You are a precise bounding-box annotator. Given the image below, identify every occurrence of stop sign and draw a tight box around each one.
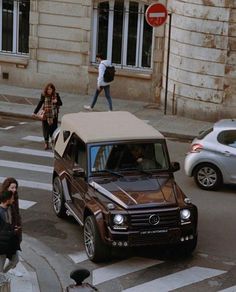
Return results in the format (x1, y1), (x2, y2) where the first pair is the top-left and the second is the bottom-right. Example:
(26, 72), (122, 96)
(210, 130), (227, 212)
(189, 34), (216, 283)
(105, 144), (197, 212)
(145, 3), (168, 27)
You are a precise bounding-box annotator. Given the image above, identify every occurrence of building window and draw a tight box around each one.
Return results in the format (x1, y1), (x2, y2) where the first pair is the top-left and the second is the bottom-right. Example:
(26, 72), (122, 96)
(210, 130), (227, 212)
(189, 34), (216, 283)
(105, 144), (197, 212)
(0, 0), (30, 54)
(92, 0), (153, 69)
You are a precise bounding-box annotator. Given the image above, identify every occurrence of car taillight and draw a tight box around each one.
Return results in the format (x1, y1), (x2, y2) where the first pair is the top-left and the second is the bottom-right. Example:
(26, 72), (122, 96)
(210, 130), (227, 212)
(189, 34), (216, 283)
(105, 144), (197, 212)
(190, 143), (203, 153)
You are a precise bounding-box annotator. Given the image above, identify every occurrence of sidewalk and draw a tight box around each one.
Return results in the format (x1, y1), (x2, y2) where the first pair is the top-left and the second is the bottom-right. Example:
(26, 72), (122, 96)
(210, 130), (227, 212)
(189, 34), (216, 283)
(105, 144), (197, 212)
(1, 234), (76, 292)
(0, 84), (214, 291)
(0, 84), (213, 140)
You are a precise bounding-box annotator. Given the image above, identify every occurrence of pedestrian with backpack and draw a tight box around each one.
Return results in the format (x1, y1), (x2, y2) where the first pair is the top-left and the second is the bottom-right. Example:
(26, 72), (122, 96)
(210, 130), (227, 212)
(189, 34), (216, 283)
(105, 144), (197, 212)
(84, 53), (114, 111)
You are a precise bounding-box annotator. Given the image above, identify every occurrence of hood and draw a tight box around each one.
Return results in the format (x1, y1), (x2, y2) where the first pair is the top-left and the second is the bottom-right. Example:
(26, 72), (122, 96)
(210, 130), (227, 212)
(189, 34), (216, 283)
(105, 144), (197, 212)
(90, 175), (178, 209)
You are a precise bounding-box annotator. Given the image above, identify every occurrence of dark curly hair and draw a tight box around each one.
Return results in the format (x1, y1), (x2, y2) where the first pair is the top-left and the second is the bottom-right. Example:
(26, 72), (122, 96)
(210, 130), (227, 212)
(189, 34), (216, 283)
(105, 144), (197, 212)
(43, 83), (56, 97)
(1, 177), (18, 193)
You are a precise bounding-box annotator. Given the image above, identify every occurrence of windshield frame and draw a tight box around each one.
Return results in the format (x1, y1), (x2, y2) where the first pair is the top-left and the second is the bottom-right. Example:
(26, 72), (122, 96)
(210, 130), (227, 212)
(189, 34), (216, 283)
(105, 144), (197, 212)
(87, 139), (171, 177)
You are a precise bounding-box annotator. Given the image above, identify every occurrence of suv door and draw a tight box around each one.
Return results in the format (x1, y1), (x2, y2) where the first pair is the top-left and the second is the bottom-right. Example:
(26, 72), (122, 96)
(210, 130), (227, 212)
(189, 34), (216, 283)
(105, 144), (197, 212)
(63, 134), (87, 221)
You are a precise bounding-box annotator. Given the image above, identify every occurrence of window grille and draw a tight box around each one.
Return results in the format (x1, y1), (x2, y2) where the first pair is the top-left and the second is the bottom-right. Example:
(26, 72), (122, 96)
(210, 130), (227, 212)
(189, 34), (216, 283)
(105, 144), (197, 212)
(0, 0), (30, 54)
(92, 0), (153, 69)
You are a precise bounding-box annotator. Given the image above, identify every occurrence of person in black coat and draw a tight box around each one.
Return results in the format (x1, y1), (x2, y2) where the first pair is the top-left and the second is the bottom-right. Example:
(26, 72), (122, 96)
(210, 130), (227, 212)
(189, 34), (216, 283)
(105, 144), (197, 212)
(32, 83), (62, 150)
(0, 191), (21, 273)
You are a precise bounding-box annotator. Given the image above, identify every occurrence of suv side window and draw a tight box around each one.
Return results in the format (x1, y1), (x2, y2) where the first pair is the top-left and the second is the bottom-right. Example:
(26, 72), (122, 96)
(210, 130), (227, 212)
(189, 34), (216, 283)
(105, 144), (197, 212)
(218, 130), (236, 148)
(63, 134), (86, 170)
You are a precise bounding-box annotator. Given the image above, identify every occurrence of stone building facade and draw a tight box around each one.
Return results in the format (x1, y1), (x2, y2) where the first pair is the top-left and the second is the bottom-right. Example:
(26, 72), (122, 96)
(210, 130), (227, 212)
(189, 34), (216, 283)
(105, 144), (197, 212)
(0, 0), (235, 121)
(162, 0), (236, 121)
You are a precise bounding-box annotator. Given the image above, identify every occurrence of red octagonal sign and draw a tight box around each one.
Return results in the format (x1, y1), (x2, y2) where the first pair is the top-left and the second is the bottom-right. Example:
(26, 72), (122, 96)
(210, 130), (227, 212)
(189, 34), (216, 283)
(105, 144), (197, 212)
(145, 3), (168, 27)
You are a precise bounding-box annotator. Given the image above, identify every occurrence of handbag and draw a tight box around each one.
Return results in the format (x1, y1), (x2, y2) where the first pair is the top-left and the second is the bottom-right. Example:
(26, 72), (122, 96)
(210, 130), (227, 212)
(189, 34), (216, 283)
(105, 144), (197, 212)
(37, 109), (46, 120)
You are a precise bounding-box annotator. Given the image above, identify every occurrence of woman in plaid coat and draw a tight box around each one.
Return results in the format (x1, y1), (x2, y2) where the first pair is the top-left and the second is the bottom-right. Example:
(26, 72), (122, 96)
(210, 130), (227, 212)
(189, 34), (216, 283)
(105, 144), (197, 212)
(33, 83), (62, 150)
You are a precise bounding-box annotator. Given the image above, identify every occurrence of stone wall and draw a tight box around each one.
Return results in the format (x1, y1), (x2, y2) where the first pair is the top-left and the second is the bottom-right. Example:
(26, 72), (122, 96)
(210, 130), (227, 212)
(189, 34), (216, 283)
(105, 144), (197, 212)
(0, 0), (162, 103)
(161, 0), (236, 121)
(0, 0), (91, 94)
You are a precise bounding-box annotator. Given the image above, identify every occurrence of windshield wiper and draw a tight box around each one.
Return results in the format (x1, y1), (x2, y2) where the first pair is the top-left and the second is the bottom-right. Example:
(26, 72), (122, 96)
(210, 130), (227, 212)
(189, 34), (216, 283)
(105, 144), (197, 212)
(101, 169), (124, 178)
(120, 167), (153, 176)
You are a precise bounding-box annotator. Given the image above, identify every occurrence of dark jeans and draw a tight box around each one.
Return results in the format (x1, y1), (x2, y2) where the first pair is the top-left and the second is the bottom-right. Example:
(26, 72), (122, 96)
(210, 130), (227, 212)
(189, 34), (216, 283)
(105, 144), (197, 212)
(91, 85), (113, 110)
(42, 118), (58, 142)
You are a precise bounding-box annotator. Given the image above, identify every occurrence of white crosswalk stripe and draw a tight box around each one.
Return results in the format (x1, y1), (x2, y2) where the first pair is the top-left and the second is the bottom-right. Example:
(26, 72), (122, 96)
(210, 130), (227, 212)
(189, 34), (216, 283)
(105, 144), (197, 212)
(0, 146), (53, 157)
(219, 287), (236, 292)
(0, 159), (53, 173)
(66, 253), (230, 291)
(92, 257), (163, 286)
(0, 177), (51, 191)
(122, 266), (226, 292)
(0, 126), (14, 130)
(22, 135), (44, 142)
(19, 199), (37, 209)
(68, 251), (88, 263)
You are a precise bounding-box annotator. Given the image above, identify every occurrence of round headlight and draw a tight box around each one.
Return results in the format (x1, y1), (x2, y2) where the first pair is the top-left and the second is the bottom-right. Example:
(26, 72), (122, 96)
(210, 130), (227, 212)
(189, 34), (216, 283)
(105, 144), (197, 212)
(113, 214), (124, 225)
(180, 209), (191, 220)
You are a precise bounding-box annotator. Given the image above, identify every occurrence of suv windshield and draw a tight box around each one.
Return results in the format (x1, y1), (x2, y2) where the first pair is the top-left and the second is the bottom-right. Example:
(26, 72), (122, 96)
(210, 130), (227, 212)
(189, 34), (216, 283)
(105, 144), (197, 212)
(90, 142), (168, 174)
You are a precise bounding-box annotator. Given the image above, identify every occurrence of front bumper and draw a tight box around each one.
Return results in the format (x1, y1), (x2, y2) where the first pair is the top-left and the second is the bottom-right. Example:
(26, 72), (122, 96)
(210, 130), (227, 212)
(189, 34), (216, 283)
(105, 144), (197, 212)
(106, 225), (197, 247)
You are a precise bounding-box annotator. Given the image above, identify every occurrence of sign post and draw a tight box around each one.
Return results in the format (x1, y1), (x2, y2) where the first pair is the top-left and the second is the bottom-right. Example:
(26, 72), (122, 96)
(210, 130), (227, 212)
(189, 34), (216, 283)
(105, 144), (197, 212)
(145, 3), (168, 27)
(145, 3), (171, 115)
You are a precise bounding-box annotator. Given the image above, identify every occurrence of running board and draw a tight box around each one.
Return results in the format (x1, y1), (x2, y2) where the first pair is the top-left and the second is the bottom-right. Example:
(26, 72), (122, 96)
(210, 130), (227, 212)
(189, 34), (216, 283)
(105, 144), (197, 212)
(65, 202), (84, 226)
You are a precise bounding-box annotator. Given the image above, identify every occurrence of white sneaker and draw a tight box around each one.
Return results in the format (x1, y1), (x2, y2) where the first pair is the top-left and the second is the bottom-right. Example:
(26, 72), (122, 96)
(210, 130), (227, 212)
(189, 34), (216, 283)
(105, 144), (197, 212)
(8, 269), (23, 277)
(83, 105), (92, 111)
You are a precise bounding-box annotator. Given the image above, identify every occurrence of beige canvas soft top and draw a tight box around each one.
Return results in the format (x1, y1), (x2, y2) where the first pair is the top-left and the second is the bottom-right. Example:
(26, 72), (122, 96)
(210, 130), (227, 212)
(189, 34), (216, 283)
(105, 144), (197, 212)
(62, 111), (163, 142)
(55, 111), (164, 156)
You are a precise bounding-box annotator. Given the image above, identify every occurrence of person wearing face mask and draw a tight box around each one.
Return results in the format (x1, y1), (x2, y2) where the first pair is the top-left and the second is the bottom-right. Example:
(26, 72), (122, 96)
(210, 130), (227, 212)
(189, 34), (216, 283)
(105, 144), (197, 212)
(1, 177), (22, 276)
(0, 191), (21, 274)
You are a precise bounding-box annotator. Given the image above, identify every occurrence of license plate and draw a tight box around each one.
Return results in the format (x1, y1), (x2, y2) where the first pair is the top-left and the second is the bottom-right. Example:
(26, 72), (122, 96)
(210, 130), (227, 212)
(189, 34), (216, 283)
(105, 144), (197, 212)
(140, 229), (168, 235)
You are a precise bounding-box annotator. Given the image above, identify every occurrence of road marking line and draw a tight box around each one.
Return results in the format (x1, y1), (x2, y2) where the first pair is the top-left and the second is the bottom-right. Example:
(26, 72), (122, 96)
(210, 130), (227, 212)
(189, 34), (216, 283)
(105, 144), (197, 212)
(123, 266), (226, 292)
(22, 136), (44, 142)
(219, 286), (236, 292)
(0, 146), (53, 157)
(68, 251), (88, 263)
(19, 199), (37, 209)
(0, 160), (53, 173)
(19, 122), (28, 125)
(0, 177), (52, 190)
(0, 126), (15, 130)
(93, 257), (163, 286)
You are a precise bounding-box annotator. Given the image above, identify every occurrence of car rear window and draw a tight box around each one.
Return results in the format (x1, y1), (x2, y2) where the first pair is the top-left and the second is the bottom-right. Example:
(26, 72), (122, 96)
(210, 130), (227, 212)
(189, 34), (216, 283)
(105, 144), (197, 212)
(197, 127), (213, 139)
(217, 130), (236, 148)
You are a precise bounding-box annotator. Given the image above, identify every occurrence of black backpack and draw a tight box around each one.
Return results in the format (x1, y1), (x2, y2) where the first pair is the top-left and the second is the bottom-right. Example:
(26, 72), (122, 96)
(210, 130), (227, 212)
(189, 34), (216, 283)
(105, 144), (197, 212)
(103, 64), (115, 82)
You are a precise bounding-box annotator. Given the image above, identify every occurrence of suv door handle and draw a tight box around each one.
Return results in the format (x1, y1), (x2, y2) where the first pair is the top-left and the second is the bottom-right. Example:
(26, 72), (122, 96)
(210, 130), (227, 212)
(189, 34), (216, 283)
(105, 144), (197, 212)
(223, 151), (231, 157)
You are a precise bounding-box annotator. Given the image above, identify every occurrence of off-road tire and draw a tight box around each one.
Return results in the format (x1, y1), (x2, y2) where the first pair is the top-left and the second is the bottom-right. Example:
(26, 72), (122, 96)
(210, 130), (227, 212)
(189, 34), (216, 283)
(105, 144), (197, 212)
(52, 176), (66, 218)
(84, 216), (111, 262)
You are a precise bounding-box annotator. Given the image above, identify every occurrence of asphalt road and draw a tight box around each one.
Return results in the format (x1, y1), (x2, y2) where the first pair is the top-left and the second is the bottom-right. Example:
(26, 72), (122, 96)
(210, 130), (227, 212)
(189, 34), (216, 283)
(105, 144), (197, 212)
(1, 116), (236, 292)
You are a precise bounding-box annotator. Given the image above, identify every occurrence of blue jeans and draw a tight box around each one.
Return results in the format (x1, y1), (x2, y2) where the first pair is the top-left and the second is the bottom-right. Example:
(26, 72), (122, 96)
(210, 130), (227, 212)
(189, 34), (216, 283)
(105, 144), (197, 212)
(91, 85), (113, 110)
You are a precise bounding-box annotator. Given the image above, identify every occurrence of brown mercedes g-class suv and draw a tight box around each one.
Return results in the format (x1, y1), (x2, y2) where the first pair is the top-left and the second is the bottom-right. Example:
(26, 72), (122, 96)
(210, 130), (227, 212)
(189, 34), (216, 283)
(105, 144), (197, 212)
(52, 111), (198, 262)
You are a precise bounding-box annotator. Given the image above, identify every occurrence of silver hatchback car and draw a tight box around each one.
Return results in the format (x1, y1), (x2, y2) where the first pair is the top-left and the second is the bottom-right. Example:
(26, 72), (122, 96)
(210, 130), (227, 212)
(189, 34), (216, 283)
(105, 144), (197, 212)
(184, 119), (236, 191)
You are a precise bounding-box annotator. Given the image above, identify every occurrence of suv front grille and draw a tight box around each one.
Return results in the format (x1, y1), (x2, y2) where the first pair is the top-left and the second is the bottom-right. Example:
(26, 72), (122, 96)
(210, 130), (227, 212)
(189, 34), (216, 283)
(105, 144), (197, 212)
(130, 209), (179, 230)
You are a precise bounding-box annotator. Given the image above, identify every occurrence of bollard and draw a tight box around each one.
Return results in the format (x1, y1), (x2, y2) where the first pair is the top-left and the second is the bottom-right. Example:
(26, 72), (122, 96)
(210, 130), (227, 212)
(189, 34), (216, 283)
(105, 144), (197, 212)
(0, 274), (10, 292)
